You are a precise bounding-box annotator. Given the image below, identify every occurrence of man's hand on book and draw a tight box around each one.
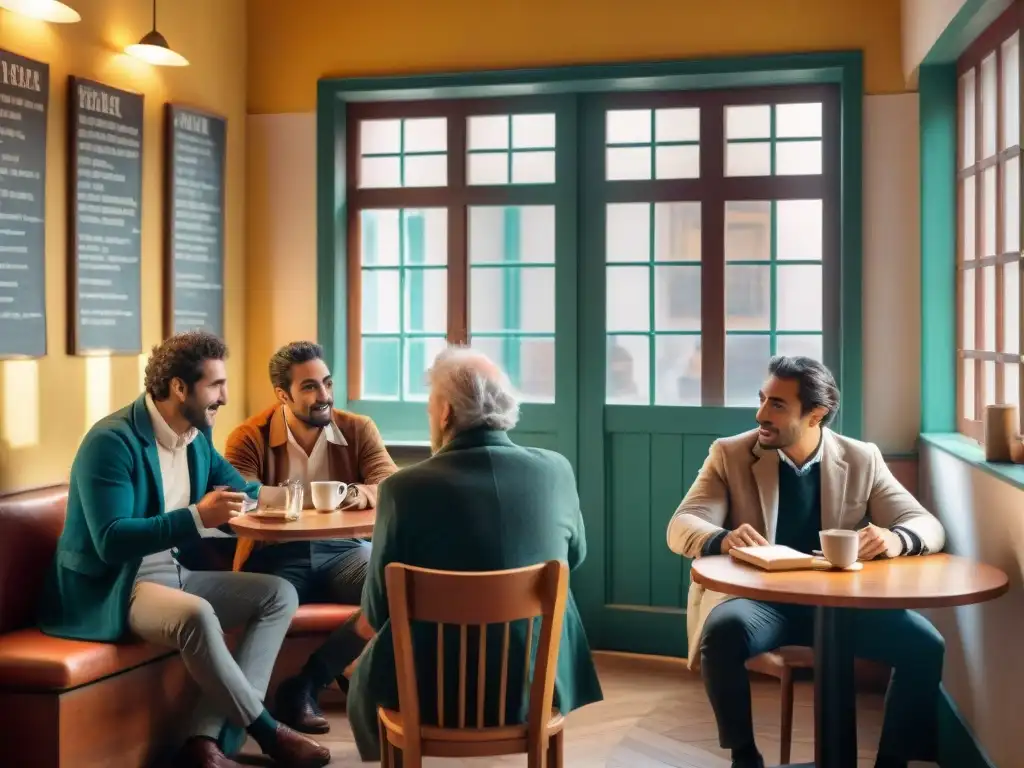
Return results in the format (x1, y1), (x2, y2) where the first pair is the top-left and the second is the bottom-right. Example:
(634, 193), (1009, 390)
(720, 523), (770, 554)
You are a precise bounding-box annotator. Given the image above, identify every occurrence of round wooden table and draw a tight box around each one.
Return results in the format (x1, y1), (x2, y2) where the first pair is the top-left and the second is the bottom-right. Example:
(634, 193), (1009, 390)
(691, 554), (1009, 768)
(228, 508), (376, 542)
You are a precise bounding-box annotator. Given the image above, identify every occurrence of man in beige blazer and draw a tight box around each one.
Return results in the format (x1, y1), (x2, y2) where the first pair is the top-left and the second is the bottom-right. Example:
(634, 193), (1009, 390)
(667, 356), (945, 768)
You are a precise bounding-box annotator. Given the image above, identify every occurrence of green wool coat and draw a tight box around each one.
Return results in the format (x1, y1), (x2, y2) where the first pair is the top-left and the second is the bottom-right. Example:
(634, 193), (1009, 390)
(349, 428), (603, 758)
(37, 394), (259, 642)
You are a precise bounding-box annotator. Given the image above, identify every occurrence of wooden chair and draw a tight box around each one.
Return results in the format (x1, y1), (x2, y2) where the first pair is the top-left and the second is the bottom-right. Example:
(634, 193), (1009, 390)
(379, 560), (569, 768)
(746, 646), (814, 764)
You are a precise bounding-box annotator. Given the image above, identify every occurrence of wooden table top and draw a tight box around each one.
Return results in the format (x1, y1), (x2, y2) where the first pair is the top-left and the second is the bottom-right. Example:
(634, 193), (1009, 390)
(691, 553), (1009, 609)
(228, 508), (376, 542)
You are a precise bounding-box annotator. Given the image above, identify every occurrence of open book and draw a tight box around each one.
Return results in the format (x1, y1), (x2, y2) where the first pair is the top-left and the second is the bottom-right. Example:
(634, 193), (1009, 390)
(729, 545), (818, 571)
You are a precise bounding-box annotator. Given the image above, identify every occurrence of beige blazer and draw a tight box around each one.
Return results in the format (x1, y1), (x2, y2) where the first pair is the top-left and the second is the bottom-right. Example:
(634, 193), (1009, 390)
(667, 428), (946, 667)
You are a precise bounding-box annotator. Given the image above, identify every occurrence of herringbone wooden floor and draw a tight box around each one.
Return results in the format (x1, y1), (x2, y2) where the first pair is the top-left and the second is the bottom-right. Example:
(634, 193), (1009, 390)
(240, 652), (931, 767)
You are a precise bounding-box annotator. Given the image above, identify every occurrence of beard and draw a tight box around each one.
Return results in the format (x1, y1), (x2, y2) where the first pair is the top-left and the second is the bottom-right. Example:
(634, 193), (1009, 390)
(294, 401), (333, 427)
(757, 422), (798, 450)
(181, 397), (220, 431)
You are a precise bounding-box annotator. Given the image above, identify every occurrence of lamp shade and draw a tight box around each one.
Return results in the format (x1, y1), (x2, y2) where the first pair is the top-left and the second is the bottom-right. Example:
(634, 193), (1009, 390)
(0, 0), (81, 23)
(125, 29), (188, 67)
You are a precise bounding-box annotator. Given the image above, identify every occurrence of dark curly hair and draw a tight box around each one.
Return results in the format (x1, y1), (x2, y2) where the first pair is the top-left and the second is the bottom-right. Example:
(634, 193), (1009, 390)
(269, 341), (324, 392)
(144, 331), (228, 400)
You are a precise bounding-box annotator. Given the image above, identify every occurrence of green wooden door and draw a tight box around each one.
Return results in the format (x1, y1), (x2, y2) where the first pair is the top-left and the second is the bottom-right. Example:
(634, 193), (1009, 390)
(573, 87), (840, 657)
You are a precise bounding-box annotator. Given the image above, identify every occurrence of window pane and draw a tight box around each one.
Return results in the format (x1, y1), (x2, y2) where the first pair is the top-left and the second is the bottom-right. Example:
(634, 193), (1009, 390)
(403, 118), (446, 153)
(404, 154), (446, 187)
(403, 209), (447, 265)
(404, 269), (447, 333)
(468, 152), (509, 185)
(981, 52), (997, 158)
(511, 150), (555, 183)
(474, 336), (555, 403)
(726, 265), (770, 330)
(1004, 362), (1020, 408)
(404, 337), (446, 400)
(1004, 158), (1020, 253)
(655, 145), (700, 179)
(654, 202), (701, 262)
(654, 266), (701, 331)
(470, 267), (554, 333)
(360, 156), (401, 188)
(1002, 33), (1020, 150)
(985, 359), (996, 408)
(725, 105), (770, 139)
(607, 109), (651, 144)
(468, 115), (509, 150)
(655, 108), (700, 142)
(775, 103), (822, 138)
(963, 360), (976, 419)
(961, 69), (976, 169)
(360, 119), (400, 155)
(777, 200), (823, 261)
(362, 337), (400, 400)
(470, 206), (555, 264)
(512, 114), (556, 149)
(725, 142), (771, 176)
(962, 268), (976, 349)
(606, 203), (650, 262)
(362, 269), (399, 333)
(725, 201), (770, 261)
(655, 335), (701, 406)
(607, 266), (650, 331)
(726, 334), (770, 406)
(962, 176), (976, 261)
(607, 147), (651, 180)
(1004, 260), (1019, 354)
(777, 265), (823, 331)
(777, 334), (823, 361)
(776, 140), (822, 175)
(361, 209), (400, 266)
(982, 165), (997, 256)
(983, 264), (996, 351)
(607, 335), (649, 404)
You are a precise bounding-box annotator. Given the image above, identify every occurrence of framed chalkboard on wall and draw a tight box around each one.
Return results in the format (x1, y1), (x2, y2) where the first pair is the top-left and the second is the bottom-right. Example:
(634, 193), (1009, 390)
(0, 49), (49, 359)
(67, 76), (144, 355)
(164, 104), (226, 338)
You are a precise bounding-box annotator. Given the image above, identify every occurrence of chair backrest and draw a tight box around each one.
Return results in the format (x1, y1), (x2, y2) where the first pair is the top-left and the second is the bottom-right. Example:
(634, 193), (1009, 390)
(384, 560), (569, 745)
(0, 485), (69, 633)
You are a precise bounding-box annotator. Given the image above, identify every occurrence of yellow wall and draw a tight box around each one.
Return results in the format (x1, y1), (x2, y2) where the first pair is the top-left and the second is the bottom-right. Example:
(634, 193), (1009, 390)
(247, 0), (906, 114)
(0, 0), (247, 493)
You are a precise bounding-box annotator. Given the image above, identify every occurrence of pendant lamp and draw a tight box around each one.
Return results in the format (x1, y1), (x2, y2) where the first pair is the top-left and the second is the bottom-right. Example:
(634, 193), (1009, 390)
(125, 0), (188, 67)
(0, 0), (81, 23)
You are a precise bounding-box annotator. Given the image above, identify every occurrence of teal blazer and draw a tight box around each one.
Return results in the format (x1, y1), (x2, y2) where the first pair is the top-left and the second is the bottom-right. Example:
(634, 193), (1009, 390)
(354, 428), (603, 728)
(37, 394), (259, 642)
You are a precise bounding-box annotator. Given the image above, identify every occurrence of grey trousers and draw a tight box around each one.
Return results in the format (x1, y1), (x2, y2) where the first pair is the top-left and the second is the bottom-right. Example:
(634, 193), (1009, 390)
(128, 565), (299, 741)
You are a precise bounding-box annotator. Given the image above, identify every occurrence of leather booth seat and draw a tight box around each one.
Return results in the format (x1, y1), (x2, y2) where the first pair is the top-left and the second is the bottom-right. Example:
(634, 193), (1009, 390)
(0, 484), (358, 766)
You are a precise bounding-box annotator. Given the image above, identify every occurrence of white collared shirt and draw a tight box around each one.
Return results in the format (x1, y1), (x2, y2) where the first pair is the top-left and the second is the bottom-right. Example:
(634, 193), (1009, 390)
(778, 435), (824, 476)
(284, 419), (346, 508)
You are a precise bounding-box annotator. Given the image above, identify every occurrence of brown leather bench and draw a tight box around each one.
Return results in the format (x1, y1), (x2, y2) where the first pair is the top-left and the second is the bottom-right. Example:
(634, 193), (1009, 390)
(0, 485), (357, 767)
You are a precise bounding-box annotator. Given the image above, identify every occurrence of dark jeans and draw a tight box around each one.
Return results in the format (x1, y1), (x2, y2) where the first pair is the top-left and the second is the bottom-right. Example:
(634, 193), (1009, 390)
(244, 539), (371, 683)
(699, 598), (944, 762)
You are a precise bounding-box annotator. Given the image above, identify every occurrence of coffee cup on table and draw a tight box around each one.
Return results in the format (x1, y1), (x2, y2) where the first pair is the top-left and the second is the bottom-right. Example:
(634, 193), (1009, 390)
(819, 529), (859, 569)
(310, 481), (349, 511)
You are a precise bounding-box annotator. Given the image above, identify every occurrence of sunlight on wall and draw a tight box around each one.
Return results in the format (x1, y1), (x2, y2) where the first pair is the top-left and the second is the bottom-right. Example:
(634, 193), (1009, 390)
(138, 353), (148, 392)
(84, 356), (112, 434)
(1, 360), (41, 449)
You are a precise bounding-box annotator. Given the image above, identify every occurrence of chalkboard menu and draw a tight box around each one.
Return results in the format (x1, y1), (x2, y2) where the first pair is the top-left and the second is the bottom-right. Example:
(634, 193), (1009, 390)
(0, 49), (48, 359)
(68, 76), (143, 355)
(165, 104), (226, 337)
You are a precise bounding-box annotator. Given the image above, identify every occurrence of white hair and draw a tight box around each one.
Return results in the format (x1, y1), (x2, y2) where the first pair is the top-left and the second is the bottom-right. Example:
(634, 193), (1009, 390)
(428, 346), (520, 433)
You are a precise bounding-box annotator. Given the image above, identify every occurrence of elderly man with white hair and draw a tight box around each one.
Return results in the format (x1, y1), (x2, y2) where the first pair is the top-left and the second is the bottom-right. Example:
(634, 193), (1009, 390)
(344, 346), (604, 761)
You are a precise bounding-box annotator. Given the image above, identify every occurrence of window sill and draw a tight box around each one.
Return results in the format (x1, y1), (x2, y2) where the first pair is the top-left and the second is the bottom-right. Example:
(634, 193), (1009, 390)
(920, 433), (1024, 492)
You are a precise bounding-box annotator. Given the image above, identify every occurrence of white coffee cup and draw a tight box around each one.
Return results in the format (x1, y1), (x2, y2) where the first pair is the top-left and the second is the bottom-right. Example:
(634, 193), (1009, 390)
(819, 529), (859, 568)
(310, 481), (349, 511)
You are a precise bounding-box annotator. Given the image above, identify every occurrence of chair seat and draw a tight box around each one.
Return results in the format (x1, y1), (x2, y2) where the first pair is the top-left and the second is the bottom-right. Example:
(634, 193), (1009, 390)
(0, 628), (175, 691)
(289, 603), (359, 634)
(746, 645), (815, 676)
(378, 706), (565, 756)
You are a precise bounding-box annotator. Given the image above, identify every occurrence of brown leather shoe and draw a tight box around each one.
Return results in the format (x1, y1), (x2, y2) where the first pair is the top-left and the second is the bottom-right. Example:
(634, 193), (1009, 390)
(274, 675), (330, 734)
(262, 724), (331, 768)
(172, 736), (245, 768)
